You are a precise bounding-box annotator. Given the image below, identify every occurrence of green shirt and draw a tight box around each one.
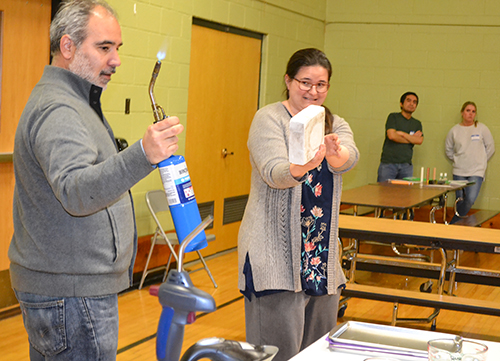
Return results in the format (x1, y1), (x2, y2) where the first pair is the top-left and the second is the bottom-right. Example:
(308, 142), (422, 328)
(380, 112), (423, 164)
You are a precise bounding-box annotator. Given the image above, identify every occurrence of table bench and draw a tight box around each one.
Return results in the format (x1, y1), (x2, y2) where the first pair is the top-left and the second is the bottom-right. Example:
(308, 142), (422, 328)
(338, 215), (500, 328)
(339, 206), (375, 216)
(342, 283), (500, 330)
(453, 209), (500, 227)
(342, 256), (500, 287)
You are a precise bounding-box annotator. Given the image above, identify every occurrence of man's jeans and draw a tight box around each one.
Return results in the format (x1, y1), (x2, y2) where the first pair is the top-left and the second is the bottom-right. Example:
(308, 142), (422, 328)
(15, 290), (119, 361)
(377, 162), (414, 219)
(377, 162), (413, 183)
(450, 175), (484, 224)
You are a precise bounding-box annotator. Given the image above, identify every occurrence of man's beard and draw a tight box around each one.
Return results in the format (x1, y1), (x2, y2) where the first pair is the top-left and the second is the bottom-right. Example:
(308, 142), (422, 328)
(69, 49), (114, 89)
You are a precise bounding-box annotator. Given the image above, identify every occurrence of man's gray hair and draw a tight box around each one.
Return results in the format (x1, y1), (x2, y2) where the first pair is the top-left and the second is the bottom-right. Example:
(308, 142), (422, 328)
(50, 0), (118, 56)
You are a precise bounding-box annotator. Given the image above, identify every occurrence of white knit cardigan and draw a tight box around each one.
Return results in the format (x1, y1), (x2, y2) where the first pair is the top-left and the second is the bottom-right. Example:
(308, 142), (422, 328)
(238, 102), (359, 295)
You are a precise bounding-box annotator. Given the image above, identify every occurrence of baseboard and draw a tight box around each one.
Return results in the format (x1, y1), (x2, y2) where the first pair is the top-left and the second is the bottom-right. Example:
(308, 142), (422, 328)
(0, 269), (17, 309)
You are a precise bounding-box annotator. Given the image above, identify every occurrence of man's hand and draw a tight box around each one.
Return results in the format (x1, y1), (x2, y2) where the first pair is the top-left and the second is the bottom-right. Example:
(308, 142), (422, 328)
(412, 130), (423, 140)
(396, 129), (423, 145)
(142, 117), (184, 164)
(388, 129), (423, 145)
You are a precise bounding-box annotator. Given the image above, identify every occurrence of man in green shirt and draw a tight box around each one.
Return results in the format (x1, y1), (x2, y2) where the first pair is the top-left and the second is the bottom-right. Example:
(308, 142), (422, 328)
(377, 91), (423, 182)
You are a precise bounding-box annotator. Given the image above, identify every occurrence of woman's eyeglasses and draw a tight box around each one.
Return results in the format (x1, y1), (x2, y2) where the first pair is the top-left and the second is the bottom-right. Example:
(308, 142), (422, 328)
(293, 78), (330, 93)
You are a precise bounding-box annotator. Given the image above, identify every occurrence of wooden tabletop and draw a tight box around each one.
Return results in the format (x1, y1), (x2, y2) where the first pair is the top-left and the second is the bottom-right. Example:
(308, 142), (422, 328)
(341, 183), (464, 210)
(338, 214), (500, 253)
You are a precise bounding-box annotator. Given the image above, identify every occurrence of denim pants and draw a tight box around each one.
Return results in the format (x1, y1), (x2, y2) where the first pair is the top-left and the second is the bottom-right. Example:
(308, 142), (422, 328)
(15, 290), (119, 361)
(450, 175), (484, 224)
(377, 163), (413, 182)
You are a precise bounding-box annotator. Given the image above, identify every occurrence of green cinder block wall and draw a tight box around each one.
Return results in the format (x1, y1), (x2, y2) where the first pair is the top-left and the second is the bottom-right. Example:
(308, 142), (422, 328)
(325, 0), (500, 211)
(101, 0), (500, 237)
(102, 0), (327, 237)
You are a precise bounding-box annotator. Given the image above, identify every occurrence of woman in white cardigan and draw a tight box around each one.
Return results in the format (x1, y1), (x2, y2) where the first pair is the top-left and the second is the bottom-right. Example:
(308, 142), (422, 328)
(238, 48), (359, 361)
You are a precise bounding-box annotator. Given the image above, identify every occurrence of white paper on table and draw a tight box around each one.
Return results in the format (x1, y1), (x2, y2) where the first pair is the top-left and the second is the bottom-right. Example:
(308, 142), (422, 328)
(289, 105), (325, 165)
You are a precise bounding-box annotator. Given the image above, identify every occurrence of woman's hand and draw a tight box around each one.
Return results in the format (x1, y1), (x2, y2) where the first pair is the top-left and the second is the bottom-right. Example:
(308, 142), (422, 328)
(290, 144), (326, 179)
(325, 133), (350, 168)
(325, 133), (342, 157)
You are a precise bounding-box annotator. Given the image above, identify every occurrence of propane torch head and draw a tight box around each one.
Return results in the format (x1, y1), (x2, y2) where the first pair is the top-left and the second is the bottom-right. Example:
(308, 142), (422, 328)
(152, 60), (162, 78)
(149, 60), (166, 123)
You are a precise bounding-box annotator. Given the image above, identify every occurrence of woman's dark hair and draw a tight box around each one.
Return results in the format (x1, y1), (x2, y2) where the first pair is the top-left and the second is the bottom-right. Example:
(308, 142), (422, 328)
(284, 48), (334, 133)
(324, 106), (334, 134)
(284, 48), (332, 99)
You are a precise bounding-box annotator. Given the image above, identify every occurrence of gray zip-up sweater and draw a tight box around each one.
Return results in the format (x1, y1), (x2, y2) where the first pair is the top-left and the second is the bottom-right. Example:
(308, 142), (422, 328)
(9, 66), (154, 297)
(238, 102), (359, 295)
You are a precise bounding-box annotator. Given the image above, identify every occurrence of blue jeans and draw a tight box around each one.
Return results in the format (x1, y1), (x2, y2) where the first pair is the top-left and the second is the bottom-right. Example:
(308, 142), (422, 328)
(377, 163), (413, 182)
(15, 290), (119, 361)
(377, 163), (414, 219)
(450, 175), (484, 224)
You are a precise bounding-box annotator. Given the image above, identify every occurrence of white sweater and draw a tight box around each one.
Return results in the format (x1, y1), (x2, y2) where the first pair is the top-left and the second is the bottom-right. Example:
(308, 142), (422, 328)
(445, 122), (495, 178)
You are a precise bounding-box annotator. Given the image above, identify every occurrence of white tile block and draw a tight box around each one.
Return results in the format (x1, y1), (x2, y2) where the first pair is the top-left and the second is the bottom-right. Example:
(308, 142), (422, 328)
(289, 105), (325, 165)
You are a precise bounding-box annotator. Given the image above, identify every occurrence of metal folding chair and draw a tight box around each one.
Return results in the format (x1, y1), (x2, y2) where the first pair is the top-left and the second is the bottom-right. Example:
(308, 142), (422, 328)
(138, 190), (217, 289)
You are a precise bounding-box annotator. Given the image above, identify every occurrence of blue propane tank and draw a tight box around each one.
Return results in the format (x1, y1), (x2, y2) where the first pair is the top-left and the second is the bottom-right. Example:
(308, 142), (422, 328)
(158, 155), (207, 252)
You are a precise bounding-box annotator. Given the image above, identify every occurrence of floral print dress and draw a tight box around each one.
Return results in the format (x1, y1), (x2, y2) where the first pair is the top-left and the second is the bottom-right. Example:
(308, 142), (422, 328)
(300, 158), (333, 296)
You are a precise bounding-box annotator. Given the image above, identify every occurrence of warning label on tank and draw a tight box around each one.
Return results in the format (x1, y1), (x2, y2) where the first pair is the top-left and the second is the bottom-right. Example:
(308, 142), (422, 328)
(159, 162), (195, 205)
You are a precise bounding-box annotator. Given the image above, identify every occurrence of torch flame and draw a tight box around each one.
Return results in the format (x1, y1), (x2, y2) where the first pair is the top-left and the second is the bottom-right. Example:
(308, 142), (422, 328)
(157, 51), (166, 61)
(157, 38), (168, 61)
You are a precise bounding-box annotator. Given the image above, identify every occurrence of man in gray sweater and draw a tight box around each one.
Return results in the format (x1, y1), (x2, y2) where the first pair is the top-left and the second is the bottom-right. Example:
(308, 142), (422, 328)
(9, 1), (183, 359)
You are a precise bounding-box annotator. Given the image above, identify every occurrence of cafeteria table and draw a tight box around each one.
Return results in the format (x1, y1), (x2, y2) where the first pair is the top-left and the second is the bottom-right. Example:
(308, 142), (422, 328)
(339, 182), (480, 328)
(341, 181), (470, 223)
(339, 182), (471, 287)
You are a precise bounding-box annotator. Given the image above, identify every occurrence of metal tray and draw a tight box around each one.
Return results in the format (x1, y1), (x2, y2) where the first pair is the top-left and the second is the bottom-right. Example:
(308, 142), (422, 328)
(328, 321), (456, 360)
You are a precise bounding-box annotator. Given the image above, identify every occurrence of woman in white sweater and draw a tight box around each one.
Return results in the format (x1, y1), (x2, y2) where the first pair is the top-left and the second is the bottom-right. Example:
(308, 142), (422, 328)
(238, 48), (359, 361)
(445, 101), (495, 224)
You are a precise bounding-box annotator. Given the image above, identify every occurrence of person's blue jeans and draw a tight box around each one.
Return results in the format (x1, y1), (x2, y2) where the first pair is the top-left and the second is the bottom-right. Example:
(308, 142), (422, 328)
(14, 290), (119, 361)
(377, 163), (414, 219)
(377, 163), (413, 182)
(450, 175), (484, 224)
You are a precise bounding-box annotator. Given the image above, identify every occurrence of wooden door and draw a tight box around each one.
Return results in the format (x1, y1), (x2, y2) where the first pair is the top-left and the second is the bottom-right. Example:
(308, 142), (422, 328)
(0, 0), (51, 309)
(185, 23), (261, 256)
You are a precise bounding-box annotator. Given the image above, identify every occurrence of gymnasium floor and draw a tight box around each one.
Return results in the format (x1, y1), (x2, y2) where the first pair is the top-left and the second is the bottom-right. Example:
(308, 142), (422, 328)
(1, 228), (499, 360)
